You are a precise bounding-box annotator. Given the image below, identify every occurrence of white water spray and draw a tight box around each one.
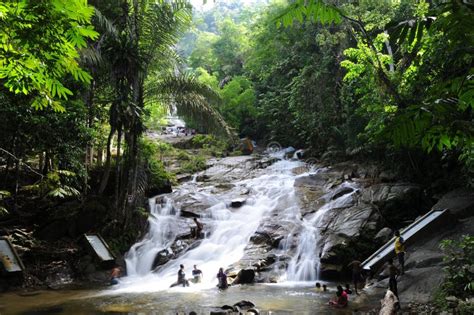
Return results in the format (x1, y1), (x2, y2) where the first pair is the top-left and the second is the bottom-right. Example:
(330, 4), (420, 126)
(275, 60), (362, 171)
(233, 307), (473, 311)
(118, 159), (305, 293)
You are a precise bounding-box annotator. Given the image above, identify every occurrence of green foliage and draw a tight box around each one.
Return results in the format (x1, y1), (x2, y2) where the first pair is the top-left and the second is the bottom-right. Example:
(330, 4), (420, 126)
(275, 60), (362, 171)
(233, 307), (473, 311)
(140, 139), (175, 188)
(23, 170), (81, 199)
(276, 0), (342, 27)
(435, 235), (474, 314)
(191, 134), (228, 156)
(0, 0), (98, 111)
(439, 236), (474, 299)
(181, 154), (207, 173)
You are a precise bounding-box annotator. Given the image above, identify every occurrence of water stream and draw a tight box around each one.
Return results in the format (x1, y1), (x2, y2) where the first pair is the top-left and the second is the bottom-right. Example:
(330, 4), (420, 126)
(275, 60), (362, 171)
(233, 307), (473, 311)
(120, 158), (306, 292)
(0, 153), (376, 314)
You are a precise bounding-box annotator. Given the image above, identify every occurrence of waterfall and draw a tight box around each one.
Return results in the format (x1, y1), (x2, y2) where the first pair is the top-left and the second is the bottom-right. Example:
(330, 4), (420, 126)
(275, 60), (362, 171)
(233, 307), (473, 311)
(125, 196), (180, 276)
(285, 181), (359, 281)
(118, 159), (305, 292)
(117, 153), (359, 293)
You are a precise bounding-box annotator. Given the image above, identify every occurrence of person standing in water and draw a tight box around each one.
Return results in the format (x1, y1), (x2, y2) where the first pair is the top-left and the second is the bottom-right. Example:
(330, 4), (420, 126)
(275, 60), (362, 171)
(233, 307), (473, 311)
(394, 230), (405, 274)
(216, 267), (228, 289)
(192, 265), (203, 283)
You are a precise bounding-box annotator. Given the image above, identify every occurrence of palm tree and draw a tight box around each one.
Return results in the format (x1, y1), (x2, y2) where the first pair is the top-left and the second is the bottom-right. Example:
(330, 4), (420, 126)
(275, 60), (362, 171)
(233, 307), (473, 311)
(86, 0), (235, 226)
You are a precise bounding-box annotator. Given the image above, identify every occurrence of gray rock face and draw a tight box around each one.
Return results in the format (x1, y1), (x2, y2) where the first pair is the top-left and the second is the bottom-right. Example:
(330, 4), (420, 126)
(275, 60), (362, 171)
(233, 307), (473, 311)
(361, 183), (422, 224)
(375, 227), (393, 243)
(432, 188), (474, 218)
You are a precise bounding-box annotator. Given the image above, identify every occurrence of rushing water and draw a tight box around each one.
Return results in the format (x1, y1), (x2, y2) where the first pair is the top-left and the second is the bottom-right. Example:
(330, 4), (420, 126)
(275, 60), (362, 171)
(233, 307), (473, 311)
(0, 153), (378, 314)
(121, 158), (306, 292)
(286, 182), (359, 281)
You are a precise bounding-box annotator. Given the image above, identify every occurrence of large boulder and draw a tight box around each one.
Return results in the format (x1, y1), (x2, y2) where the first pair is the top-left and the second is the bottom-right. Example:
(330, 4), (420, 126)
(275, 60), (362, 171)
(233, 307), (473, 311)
(361, 183), (422, 224)
(431, 188), (474, 219)
(232, 269), (255, 284)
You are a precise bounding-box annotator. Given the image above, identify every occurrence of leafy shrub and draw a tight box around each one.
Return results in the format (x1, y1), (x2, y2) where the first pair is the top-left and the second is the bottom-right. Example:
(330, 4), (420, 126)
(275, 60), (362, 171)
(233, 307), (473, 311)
(140, 139), (175, 188)
(181, 155), (207, 173)
(435, 235), (474, 313)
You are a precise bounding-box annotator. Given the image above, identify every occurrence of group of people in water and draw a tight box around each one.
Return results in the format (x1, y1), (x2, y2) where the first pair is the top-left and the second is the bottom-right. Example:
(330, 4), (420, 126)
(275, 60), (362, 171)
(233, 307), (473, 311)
(169, 264), (228, 289)
(108, 228), (407, 310)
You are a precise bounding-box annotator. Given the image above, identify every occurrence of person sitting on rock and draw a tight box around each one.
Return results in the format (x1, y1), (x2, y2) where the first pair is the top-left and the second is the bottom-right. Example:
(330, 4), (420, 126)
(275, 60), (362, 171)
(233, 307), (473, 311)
(217, 267), (228, 289)
(110, 265), (122, 285)
(329, 285), (348, 308)
(193, 218), (203, 239)
(171, 264), (189, 287)
(192, 264), (203, 283)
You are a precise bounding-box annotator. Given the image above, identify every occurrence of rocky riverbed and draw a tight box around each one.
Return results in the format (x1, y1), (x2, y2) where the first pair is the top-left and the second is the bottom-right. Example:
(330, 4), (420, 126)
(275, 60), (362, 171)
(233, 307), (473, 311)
(1, 143), (473, 313)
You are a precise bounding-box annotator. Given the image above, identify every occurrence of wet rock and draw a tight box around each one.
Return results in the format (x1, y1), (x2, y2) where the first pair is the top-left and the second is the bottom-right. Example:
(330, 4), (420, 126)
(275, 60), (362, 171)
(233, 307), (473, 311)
(375, 227), (393, 243)
(180, 209), (199, 218)
(319, 263), (343, 279)
(432, 188), (474, 218)
(232, 269), (255, 284)
(294, 149), (306, 159)
(283, 147), (296, 159)
(324, 204), (375, 238)
(249, 232), (272, 246)
(331, 186), (354, 200)
(230, 198), (246, 208)
(257, 157), (278, 169)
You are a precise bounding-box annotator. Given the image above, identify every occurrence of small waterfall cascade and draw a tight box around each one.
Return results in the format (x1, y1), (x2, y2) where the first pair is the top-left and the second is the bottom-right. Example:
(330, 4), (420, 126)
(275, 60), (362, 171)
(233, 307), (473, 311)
(118, 159), (305, 292)
(125, 197), (180, 276)
(285, 181), (359, 281)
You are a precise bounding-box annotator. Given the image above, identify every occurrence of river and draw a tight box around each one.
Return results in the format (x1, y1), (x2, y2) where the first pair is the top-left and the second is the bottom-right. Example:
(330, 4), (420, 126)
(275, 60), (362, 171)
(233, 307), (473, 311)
(0, 153), (377, 314)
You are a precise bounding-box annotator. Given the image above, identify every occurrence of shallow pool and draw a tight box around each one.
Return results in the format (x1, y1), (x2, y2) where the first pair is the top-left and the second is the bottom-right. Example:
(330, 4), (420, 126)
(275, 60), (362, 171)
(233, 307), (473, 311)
(0, 282), (376, 314)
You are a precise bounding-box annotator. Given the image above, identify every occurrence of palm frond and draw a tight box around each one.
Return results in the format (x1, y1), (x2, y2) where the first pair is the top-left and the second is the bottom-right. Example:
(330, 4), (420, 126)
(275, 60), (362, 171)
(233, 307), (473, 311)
(275, 0), (342, 27)
(148, 73), (237, 142)
(93, 7), (118, 39)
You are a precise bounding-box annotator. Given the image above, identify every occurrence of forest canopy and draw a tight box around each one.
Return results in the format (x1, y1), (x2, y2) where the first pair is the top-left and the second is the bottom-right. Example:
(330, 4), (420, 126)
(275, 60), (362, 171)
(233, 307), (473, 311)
(0, 0), (473, 227)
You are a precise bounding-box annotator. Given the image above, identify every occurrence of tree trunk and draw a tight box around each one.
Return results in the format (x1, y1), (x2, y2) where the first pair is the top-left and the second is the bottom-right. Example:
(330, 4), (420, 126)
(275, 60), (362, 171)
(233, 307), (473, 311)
(98, 127), (116, 195)
(114, 126), (122, 210)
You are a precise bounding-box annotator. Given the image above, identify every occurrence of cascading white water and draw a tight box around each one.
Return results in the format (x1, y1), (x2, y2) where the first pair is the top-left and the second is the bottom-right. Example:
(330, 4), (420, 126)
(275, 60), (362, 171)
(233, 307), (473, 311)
(116, 159), (305, 293)
(125, 197), (180, 276)
(285, 181), (359, 281)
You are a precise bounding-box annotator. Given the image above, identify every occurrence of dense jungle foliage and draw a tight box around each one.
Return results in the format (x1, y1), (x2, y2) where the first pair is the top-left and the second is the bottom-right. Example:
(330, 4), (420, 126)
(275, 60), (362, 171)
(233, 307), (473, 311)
(182, 0), (473, 185)
(0, 0), (473, 246)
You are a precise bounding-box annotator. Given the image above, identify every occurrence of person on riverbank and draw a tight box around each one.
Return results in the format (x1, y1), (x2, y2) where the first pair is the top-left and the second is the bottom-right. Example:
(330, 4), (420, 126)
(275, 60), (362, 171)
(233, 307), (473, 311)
(171, 264), (189, 287)
(394, 230), (405, 274)
(387, 259), (400, 300)
(329, 285), (348, 308)
(217, 267), (228, 289)
(347, 260), (362, 294)
(110, 266), (122, 285)
(192, 265), (203, 283)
